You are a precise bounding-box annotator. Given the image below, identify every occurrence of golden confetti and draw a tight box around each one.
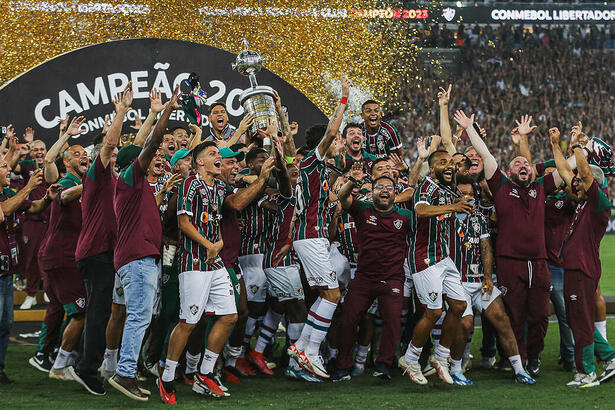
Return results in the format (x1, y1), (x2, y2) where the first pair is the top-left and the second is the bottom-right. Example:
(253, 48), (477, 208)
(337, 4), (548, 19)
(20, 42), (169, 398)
(0, 0), (424, 117)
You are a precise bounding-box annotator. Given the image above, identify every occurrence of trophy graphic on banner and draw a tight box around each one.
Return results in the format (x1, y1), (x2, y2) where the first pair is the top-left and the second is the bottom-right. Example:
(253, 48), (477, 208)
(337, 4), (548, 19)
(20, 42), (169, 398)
(232, 40), (278, 138)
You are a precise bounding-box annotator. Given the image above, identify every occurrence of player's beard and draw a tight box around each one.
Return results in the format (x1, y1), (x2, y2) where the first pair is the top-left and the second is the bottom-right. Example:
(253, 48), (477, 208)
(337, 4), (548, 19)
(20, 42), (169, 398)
(456, 173), (476, 185)
(509, 173), (531, 188)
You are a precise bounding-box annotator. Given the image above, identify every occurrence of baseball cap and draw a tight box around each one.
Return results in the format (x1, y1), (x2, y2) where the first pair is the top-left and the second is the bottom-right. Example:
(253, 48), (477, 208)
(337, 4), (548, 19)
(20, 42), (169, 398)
(170, 148), (193, 167)
(116, 144), (143, 170)
(219, 147), (245, 162)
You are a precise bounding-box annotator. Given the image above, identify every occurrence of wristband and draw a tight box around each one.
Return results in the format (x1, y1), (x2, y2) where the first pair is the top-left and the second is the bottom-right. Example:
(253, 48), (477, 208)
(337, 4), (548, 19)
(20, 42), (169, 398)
(340, 96), (348, 105)
(286, 237), (293, 246)
(571, 144), (582, 150)
(348, 176), (361, 185)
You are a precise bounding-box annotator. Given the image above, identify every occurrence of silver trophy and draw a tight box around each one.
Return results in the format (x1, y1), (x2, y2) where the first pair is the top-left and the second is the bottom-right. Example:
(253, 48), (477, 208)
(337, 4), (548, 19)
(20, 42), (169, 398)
(232, 40), (277, 134)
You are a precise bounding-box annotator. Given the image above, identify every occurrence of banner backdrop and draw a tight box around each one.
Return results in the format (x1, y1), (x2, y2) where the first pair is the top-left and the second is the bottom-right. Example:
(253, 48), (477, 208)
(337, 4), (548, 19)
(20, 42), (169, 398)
(0, 38), (326, 147)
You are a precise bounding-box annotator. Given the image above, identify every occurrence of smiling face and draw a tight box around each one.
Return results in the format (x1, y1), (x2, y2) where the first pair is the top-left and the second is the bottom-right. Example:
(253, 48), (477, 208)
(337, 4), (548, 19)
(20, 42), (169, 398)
(63, 145), (89, 177)
(162, 134), (176, 157)
(173, 128), (190, 150)
(361, 103), (381, 131)
(507, 156), (532, 187)
(209, 105), (229, 132)
(345, 126), (363, 155)
(372, 177), (395, 210)
(196, 145), (222, 176)
(30, 141), (47, 166)
(220, 157), (240, 185)
(0, 158), (11, 187)
(465, 148), (483, 176)
(430, 151), (455, 186)
(371, 160), (392, 180)
(149, 149), (166, 177)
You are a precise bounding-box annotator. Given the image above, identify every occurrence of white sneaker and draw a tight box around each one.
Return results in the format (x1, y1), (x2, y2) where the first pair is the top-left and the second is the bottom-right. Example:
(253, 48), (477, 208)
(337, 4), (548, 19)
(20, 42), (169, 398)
(99, 361), (115, 380)
(398, 356), (427, 385)
(431, 356), (453, 385)
(567, 372), (599, 388)
(481, 356), (496, 369)
(49, 366), (76, 381)
(297, 352), (329, 379)
(599, 359), (615, 383)
(20, 295), (37, 310)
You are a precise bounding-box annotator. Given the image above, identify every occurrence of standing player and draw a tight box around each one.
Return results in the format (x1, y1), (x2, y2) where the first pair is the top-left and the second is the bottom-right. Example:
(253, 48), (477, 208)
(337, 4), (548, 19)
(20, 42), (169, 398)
(332, 174), (412, 381)
(455, 111), (567, 377)
(360, 100), (402, 158)
(287, 75), (351, 379)
(550, 128), (615, 387)
(399, 149), (472, 386)
(157, 141), (275, 404)
(69, 83), (131, 395)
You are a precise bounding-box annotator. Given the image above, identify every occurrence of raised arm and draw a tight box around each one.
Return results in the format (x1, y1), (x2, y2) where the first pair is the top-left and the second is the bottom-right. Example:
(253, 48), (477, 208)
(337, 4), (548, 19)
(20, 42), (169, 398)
(134, 88), (168, 147)
(573, 136), (594, 191)
(318, 75), (351, 159)
(514, 115), (537, 176)
(395, 137), (429, 203)
(0, 169), (42, 214)
(453, 110), (498, 179)
(338, 161), (363, 210)
(44, 116), (86, 183)
(549, 127), (570, 188)
(27, 183), (60, 214)
(223, 157), (275, 211)
(273, 137), (292, 198)
(438, 85), (456, 155)
(138, 85), (179, 170)
(217, 113), (253, 149)
(273, 90), (297, 158)
(101, 83), (132, 167)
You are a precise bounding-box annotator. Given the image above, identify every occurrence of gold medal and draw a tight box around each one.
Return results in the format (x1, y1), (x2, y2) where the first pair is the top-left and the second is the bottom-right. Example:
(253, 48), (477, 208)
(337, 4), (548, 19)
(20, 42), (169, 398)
(465, 242), (472, 250)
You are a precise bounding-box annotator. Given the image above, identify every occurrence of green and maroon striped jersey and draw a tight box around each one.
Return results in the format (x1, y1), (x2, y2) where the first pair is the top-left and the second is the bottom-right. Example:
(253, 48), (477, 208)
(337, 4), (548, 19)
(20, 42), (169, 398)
(262, 194), (297, 269)
(177, 174), (233, 272)
(338, 212), (359, 267)
(294, 148), (330, 240)
(237, 182), (271, 255)
(408, 176), (457, 274)
(452, 211), (490, 283)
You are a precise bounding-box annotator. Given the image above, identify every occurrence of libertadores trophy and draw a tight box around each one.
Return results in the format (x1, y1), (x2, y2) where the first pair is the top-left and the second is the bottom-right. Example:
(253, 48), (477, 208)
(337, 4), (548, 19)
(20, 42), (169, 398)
(232, 40), (277, 135)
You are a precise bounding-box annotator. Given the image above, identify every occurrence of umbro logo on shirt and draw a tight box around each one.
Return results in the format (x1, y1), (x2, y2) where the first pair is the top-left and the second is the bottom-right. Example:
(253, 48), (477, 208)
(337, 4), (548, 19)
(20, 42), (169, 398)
(570, 294), (577, 301)
(367, 215), (378, 226)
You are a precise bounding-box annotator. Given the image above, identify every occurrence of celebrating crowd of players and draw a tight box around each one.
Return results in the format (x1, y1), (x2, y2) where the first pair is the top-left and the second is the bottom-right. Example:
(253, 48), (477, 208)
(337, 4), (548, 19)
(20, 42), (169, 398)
(0, 73), (614, 403)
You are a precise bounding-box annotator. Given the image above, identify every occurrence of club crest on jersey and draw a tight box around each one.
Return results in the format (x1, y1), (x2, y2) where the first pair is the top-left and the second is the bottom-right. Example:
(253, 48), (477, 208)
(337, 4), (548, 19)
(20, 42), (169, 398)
(393, 219), (403, 230)
(428, 291), (438, 302)
(555, 200), (564, 209)
(498, 285), (507, 296)
(330, 271), (337, 281)
(75, 298), (86, 309)
(189, 305), (199, 315)
(529, 189), (537, 198)
(249, 285), (259, 294)
(442, 7), (456, 21)
(116, 287), (124, 297)
(472, 220), (480, 232)
(377, 136), (385, 152)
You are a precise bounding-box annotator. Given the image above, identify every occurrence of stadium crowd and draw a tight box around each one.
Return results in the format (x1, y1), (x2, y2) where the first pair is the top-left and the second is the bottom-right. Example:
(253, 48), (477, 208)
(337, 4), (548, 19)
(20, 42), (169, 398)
(0, 25), (613, 406)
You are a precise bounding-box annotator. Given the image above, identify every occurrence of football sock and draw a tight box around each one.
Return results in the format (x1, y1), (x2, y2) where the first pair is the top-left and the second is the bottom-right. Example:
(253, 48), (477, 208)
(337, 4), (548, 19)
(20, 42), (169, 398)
(434, 343), (450, 362)
(185, 352), (201, 374)
(255, 310), (282, 354)
(450, 358), (462, 373)
(306, 298), (337, 356)
(161, 359), (178, 383)
(508, 355), (524, 374)
(431, 312), (446, 349)
(52, 348), (71, 369)
(295, 297), (322, 352)
(104, 348), (118, 371)
(243, 316), (258, 351)
(224, 345), (242, 367)
(595, 321), (607, 341)
(404, 343), (423, 364)
(199, 349), (219, 375)
(356, 345), (369, 364)
(287, 322), (304, 344)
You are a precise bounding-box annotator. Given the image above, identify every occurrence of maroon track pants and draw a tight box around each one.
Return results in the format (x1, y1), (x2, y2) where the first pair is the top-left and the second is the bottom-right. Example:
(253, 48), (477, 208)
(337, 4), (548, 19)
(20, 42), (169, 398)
(496, 257), (550, 362)
(337, 275), (403, 369)
(22, 220), (47, 297)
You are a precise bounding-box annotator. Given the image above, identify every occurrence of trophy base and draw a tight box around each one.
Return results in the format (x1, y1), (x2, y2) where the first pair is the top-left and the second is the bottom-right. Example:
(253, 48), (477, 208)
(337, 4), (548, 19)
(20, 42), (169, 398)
(240, 86), (277, 133)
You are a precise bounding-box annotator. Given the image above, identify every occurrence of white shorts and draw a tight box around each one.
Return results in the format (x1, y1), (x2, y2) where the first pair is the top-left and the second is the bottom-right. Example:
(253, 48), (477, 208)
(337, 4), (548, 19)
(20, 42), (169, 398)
(238, 254), (268, 303)
(412, 257), (466, 310)
(403, 258), (413, 298)
(329, 242), (351, 290)
(112, 273), (125, 305)
(461, 281), (502, 317)
(293, 238), (338, 290)
(179, 268), (237, 324)
(264, 264), (304, 302)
